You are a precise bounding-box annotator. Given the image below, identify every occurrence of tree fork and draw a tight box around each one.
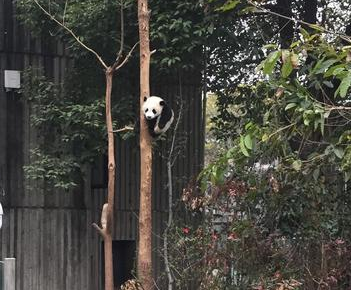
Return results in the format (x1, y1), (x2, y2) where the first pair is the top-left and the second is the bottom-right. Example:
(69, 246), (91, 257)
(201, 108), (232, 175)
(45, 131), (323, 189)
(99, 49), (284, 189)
(137, 0), (153, 289)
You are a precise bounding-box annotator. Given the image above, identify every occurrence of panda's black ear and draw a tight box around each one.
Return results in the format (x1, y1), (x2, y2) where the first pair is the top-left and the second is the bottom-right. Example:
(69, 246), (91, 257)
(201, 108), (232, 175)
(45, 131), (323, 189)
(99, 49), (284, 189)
(160, 100), (165, 106)
(144, 96), (147, 102)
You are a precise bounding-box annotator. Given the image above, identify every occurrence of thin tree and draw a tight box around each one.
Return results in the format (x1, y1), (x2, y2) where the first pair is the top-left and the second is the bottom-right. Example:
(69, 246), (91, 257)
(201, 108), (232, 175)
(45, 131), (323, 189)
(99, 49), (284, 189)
(164, 100), (183, 290)
(31, 1), (137, 290)
(137, 0), (153, 289)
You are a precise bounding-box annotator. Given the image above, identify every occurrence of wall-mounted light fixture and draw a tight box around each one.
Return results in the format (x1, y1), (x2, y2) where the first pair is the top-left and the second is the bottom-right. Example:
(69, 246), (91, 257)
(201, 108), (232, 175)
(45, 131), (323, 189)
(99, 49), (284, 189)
(4, 70), (21, 92)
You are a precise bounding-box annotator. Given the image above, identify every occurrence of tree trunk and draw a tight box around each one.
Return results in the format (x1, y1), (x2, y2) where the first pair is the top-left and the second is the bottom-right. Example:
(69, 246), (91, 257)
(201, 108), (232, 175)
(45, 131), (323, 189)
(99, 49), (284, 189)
(103, 68), (116, 290)
(137, 0), (153, 289)
(93, 68), (116, 290)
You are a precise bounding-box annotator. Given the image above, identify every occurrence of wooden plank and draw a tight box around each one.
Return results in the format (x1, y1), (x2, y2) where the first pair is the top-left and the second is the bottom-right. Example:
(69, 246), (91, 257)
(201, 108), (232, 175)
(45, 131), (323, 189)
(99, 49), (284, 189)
(4, 258), (16, 290)
(38, 209), (44, 290)
(0, 53), (7, 206)
(121, 140), (127, 210)
(16, 209), (24, 290)
(23, 209), (31, 289)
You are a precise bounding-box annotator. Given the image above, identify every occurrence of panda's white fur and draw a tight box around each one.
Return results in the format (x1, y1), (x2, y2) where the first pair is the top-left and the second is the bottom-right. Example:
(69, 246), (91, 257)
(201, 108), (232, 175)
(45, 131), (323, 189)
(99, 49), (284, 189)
(142, 96), (174, 137)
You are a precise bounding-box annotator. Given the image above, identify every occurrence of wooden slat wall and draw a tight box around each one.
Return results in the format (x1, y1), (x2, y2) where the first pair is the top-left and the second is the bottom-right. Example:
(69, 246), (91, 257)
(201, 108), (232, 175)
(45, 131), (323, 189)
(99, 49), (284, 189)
(0, 0), (205, 289)
(0, 208), (96, 290)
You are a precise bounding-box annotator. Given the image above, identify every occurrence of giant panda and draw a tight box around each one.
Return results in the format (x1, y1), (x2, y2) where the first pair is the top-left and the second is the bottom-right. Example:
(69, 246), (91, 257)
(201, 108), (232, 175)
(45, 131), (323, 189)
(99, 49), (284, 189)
(142, 96), (174, 138)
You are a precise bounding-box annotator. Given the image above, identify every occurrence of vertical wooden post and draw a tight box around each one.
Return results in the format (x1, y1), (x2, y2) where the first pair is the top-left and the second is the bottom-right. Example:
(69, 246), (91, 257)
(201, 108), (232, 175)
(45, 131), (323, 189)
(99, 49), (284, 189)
(137, 0), (153, 289)
(4, 258), (15, 290)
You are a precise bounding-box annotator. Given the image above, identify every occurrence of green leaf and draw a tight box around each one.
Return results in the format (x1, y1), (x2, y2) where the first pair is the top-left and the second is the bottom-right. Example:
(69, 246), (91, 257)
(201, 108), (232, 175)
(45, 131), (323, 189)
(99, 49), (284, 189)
(313, 59), (338, 74)
(313, 168), (320, 181)
(324, 64), (345, 77)
(336, 71), (351, 98)
(292, 160), (302, 171)
(300, 28), (310, 39)
(281, 57), (293, 78)
(285, 103), (297, 111)
(263, 50), (281, 75)
(263, 111), (270, 124)
(240, 136), (250, 157)
(322, 81), (334, 88)
(218, 0), (240, 11)
(244, 134), (253, 150)
(320, 114), (325, 136)
(308, 23), (324, 32)
(334, 147), (344, 159)
(263, 43), (278, 49)
(262, 133), (269, 142)
(345, 172), (351, 183)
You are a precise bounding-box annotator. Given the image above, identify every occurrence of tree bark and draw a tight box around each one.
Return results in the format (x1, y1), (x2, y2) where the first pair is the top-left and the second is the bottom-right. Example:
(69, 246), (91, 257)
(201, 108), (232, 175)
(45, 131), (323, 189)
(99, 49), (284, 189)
(137, 0), (153, 289)
(93, 68), (116, 290)
(104, 68), (115, 290)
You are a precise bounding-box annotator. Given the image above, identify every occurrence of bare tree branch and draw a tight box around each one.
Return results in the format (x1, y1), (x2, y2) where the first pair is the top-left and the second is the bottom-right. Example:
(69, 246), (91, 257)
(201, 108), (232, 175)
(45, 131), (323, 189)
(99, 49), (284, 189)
(115, 0), (125, 64)
(112, 125), (134, 133)
(62, 0), (68, 26)
(33, 0), (108, 69)
(114, 41), (139, 71)
(164, 100), (183, 290)
(248, 0), (351, 44)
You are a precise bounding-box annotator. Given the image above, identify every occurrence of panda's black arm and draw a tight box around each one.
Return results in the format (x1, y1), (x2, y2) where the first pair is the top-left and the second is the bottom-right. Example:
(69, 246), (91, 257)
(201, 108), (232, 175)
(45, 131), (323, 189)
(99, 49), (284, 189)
(158, 104), (173, 129)
(134, 116), (157, 136)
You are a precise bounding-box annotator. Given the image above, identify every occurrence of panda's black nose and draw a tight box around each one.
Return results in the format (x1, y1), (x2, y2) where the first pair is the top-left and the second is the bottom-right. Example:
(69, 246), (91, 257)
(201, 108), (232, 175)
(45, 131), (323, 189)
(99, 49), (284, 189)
(146, 116), (152, 120)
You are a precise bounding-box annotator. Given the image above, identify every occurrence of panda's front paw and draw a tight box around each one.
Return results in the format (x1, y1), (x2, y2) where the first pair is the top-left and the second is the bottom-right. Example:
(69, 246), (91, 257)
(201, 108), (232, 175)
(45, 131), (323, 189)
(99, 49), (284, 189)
(154, 126), (162, 134)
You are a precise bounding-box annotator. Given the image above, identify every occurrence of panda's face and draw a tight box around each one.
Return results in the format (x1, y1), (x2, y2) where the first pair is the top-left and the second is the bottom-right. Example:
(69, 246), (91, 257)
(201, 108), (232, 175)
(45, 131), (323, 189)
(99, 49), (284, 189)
(142, 96), (164, 120)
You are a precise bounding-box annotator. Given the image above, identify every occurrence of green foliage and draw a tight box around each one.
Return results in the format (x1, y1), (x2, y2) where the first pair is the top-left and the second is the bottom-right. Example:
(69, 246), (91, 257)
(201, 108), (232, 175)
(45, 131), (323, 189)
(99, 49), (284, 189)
(17, 0), (137, 64)
(149, 1), (212, 70)
(169, 0), (351, 287)
(21, 68), (134, 189)
(24, 148), (80, 190)
(199, 34), (351, 288)
(16, 0), (213, 189)
(16, 0), (140, 189)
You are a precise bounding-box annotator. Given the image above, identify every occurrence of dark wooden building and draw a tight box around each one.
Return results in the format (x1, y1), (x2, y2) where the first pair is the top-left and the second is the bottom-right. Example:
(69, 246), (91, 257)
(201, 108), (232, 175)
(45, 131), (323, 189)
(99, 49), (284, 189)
(0, 1), (204, 289)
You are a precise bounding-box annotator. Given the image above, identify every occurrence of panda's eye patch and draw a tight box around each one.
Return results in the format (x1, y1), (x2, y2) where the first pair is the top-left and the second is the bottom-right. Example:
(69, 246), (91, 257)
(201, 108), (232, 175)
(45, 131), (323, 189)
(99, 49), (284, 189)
(145, 108), (149, 112)
(152, 109), (157, 114)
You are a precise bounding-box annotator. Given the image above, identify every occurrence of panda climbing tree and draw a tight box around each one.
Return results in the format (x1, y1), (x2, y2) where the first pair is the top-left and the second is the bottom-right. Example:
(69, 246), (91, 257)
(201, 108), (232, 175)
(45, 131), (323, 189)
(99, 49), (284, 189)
(27, 0), (166, 288)
(142, 96), (174, 138)
(137, 0), (159, 288)
(28, 1), (141, 290)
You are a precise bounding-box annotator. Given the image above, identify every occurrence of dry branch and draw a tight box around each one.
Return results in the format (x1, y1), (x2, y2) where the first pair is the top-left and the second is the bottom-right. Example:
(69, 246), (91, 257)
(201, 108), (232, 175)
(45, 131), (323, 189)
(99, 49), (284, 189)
(248, 0), (351, 43)
(163, 102), (183, 290)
